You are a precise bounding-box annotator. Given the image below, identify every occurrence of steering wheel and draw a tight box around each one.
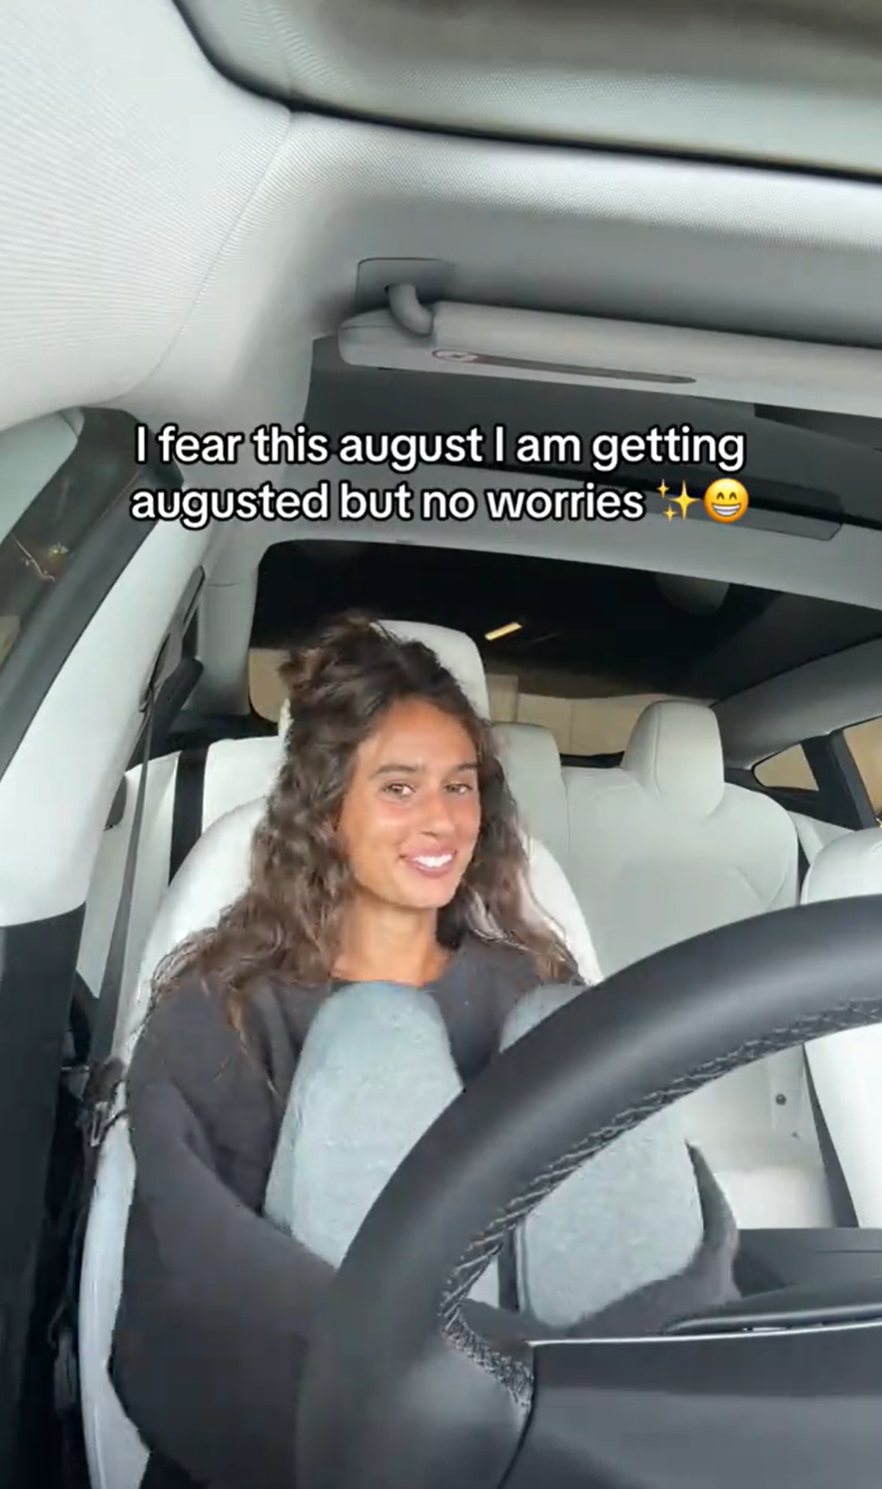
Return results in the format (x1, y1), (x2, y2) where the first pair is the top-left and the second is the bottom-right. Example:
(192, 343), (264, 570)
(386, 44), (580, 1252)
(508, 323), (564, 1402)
(296, 897), (882, 1489)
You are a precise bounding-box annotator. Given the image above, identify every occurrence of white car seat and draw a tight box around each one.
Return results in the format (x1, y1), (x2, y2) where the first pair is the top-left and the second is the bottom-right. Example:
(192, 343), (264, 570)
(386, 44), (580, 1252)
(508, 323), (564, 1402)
(801, 829), (882, 1226)
(77, 622), (601, 1489)
(492, 721), (571, 872)
(563, 700), (801, 973)
(77, 808), (602, 1489)
(562, 699), (834, 1230)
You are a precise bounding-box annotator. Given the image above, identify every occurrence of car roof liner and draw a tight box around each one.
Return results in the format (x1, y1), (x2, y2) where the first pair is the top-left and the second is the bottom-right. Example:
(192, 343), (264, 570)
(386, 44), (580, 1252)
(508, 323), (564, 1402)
(177, 0), (882, 175)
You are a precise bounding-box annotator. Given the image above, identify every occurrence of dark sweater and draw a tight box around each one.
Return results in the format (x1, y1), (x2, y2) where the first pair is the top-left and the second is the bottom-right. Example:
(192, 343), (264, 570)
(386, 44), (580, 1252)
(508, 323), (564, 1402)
(111, 936), (738, 1489)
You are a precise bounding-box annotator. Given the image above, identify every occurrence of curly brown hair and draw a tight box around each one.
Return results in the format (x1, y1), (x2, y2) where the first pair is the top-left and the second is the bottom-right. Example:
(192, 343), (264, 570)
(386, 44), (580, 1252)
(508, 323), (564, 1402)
(151, 612), (575, 1030)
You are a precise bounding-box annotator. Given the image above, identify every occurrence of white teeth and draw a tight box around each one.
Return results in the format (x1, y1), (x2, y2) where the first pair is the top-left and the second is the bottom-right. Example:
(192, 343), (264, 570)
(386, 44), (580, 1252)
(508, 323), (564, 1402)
(412, 854), (453, 867)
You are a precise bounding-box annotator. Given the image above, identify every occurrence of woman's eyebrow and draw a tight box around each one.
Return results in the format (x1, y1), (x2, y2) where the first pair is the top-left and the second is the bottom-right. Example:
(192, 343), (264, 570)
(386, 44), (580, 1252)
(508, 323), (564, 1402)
(370, 760), (478, 778)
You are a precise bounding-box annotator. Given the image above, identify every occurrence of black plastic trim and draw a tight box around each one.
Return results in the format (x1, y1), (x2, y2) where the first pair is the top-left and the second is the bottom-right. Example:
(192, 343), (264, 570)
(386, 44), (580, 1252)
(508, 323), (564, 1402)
(667, 1273), (882, 1335)
(104, 779), (127, 832)
(804, 732), (876, 830)
(558, 751), (623, 770)
(0, 906), (84, 1483)
(125, 571), (206, 772)
(0, 419), (178, 785)
(507, 1322), (882, 1488)
(737, 1227), (882, 1293)
(169, 745), (207, 882)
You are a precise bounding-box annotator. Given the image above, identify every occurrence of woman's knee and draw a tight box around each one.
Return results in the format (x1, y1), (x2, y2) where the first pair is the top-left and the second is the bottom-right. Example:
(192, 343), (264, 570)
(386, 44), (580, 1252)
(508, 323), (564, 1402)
(300, 980), (455, 1069)
(499, 979), (584, 1049)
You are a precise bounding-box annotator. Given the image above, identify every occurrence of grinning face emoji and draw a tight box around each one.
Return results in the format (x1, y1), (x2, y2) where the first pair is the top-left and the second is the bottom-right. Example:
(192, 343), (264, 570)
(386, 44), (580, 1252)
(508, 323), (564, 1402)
(703, 479), (749, 523)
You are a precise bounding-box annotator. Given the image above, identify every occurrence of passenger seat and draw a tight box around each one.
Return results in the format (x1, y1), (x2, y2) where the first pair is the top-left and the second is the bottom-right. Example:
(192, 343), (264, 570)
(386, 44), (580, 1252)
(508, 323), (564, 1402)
(561, 699), (833, 1228)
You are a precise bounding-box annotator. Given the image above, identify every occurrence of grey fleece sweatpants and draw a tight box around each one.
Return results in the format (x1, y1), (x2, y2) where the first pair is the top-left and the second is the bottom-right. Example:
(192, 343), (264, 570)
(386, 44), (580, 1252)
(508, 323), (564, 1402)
(263, 980), (738, 1332)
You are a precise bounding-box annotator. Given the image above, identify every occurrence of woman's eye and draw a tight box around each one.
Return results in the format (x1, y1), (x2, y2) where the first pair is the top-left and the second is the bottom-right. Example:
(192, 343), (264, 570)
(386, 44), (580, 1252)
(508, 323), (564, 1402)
(447, 781), (475, 794)
(381, 781), (413, 798)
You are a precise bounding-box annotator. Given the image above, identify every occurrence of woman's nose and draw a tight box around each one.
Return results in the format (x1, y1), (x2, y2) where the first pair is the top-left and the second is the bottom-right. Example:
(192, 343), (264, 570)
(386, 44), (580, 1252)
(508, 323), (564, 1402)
(419, 788), (456, 835)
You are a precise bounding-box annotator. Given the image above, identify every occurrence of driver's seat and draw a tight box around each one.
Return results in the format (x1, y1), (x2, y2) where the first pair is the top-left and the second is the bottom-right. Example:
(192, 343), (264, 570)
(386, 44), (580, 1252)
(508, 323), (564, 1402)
(77, 683), (602, 1489)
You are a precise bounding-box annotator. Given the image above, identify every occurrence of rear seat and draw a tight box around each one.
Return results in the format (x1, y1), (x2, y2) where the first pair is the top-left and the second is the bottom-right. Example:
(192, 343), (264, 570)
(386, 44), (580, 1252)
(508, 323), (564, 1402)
(563, 701), (800, 974)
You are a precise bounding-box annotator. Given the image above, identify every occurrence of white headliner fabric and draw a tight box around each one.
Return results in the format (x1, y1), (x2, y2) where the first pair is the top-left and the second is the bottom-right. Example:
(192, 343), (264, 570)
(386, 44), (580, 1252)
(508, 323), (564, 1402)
(176, 0), (882, 176)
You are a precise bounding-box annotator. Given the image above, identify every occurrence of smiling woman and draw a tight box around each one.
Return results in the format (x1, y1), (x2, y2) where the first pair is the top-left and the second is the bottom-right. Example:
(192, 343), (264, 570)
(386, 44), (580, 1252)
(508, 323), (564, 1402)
(151, 609), (573, 1010)
(111, 610), (739, 1489)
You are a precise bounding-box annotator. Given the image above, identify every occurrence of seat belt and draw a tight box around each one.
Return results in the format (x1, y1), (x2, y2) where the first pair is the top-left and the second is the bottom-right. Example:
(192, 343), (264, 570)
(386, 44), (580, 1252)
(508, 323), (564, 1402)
(49, 621), (184, 1475)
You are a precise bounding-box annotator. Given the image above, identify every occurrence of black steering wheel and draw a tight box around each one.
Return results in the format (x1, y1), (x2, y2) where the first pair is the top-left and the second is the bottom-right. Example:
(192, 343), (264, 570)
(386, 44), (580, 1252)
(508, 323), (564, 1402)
(296, 897), (882, 1489)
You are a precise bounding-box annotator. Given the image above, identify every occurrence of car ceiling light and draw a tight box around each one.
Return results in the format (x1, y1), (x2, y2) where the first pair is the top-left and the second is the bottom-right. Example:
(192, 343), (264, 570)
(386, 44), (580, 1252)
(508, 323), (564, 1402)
(484, 621), (522, 641)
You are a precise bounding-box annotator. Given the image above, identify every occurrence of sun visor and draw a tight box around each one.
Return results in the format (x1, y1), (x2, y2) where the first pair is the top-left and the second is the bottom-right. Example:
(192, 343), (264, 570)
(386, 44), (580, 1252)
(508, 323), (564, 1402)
(338, 300), (882, 418)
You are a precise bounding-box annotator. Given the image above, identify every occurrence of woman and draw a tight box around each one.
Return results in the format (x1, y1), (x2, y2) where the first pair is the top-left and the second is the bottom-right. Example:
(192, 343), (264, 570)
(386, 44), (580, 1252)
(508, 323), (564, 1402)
(112, 613), (738, 1489)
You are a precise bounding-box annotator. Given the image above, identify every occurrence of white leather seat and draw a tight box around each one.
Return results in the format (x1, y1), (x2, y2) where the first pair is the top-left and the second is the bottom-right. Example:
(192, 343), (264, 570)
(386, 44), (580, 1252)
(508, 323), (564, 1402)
(801, 829), (882, 1226)
(562, 699), (834, 1230)
(77, 622), (601, 1489)
(563, 701), (800, 974)
(78, 816), (602, 1489)
(492, 722), (571, 872)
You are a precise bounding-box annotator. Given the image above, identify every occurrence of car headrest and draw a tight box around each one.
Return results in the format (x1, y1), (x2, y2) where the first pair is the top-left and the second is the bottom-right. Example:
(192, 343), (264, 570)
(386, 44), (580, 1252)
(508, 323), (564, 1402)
(802, 828), (882, 904)
(622, 700), (725, 818)
(277, 619), (490, 737)
(493, 722), (570, 869)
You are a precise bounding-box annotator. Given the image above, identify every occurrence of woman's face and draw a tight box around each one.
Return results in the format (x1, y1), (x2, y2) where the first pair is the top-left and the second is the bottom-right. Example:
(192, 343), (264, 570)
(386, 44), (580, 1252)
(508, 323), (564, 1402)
(337, 697), (482, 913)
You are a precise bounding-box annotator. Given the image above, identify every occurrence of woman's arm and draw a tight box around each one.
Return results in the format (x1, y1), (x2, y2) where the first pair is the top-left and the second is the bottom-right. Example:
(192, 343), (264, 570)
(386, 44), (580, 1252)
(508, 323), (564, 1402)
(112, 984), (335, 1489)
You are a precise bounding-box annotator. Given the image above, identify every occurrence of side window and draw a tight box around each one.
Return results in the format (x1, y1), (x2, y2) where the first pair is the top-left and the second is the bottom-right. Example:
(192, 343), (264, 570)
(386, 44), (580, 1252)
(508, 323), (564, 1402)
(0, 406), (178, 784)
(843, 718), (882, 820)
(754, 744), (818, 793)
(0, 407), (139, 686)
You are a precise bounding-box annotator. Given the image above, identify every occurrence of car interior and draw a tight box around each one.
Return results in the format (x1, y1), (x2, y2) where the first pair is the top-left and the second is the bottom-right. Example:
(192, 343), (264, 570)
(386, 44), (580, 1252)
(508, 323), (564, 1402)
(8, 2), (882, 1486)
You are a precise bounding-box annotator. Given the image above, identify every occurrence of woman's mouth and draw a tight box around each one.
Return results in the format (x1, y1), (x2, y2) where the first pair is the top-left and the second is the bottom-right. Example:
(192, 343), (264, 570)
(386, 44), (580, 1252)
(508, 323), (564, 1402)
(402, 851), (457, 879)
